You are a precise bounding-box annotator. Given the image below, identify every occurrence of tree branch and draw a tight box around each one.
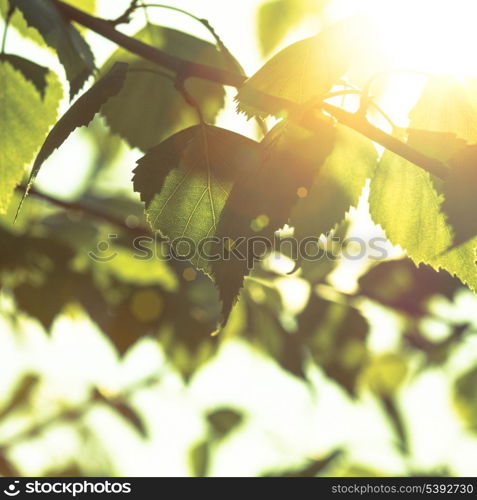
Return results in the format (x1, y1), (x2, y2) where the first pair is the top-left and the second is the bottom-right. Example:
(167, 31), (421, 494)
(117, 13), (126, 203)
(16, 185), (151, 237)
(53, 0), (245, 88)
(53, 0), (449, 179)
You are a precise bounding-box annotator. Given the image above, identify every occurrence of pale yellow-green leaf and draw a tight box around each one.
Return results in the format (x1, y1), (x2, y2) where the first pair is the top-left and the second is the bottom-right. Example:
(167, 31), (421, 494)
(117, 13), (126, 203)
(0, 61), (62, 213)
(369, 150), (477, 292)
(257, 0), (329, 56)
(237, 15), (373, 118)
(409, 76), (477, 142)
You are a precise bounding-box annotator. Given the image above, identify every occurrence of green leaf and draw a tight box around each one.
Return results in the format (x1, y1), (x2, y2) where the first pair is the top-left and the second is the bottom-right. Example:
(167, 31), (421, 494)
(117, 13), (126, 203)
(442, 145), (477, 247)
(358, 259), (461, 316)
(291, 124), (377, 242)
(408, 79), (477, 248)
(18, 62), (128, 215)
(0, 59), (62, 213)
(297, 295), (369, 397)
(9, 0), (95, 99)
(206, 408), (243, 440)
(133, 124), (260, 270)
(101, 25), (232, 151)
(454, 365), (477, 432)
(135, 121), (334, 324)
(213, 120), (333, 322)
(257, 0), (329, 56)
(407, 129), (467, 163)
(1, 0), (95, 44)
(234, 283), (307, 381)
(369, 150), (477, 293)
(189, 440), (209, 477)
(409, 76), (477, 143)
(157, 270), (221, 380)
(236, 16), (368, 118)
(0, 374), (39, 419)
(0, 54), (48, 98)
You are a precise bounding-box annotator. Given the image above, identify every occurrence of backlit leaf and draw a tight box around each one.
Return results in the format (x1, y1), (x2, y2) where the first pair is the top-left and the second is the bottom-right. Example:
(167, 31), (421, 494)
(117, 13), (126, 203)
(0, 54), (48, 98)
(291, 124), (377, 242)
(213, 120), (333, 322)
(9, 0), (96, 99)
(257, 0), (329, 56)
(101, 25), (234, 151)
(0, 60), (62, 213)
(369, 150), (477, 293)
(297, 294), (369, 397)
(18, 62), (128, 214)
(236, 16), (370, 118)
(134, 124), (259, 268)
(442, 145), (477, 247)
(409, 76), (477, 143)
(206, 408), (243, 440)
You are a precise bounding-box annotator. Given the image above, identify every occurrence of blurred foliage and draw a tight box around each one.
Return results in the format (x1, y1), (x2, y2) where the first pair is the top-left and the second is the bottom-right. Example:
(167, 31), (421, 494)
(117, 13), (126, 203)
(257, 0), (330, 56)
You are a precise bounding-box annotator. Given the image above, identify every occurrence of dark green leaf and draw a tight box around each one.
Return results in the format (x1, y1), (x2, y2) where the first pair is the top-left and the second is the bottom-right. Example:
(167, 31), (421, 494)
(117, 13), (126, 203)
(10, 0), (95, 99)
(380, 395), (409, 455)
(108, 399), (147, 438)
(297, 295), (369, 396)
(358, 259), (462, 316)
(234, 283), (308, 380)
(101, 25), (233, 151)
(0, 449), (19, 477)
(1, 0), (96, 44)
(189, 440), (209, 477)
(18, 62), (128, 215)
(291, 124), (377, 243)
(134, 124), (260, 323)
(213, 120), (333, 323)
(0, 54), (48, 98)
(0, 374), (39, 419)
(442, 145), (477, 247)
(453, 365), (477, 431)
(206, 408), (243, 440)
(409, 76), (477, 143)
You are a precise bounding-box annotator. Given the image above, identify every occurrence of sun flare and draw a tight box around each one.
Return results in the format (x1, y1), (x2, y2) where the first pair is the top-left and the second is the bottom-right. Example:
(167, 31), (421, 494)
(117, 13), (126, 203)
(332, 0), (477, 78)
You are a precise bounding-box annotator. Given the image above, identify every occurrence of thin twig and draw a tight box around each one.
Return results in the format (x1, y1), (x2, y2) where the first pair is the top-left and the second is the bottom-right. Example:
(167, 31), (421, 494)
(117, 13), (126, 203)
(109, 0), (140, 27)
(15, 185), (151, 237)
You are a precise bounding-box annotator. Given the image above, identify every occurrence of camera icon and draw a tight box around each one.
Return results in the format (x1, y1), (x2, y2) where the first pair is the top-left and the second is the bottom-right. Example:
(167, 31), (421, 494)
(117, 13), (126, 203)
(88, 234), (118, 263)
(4, 480), (20, 496)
